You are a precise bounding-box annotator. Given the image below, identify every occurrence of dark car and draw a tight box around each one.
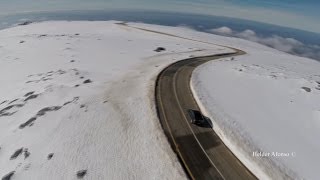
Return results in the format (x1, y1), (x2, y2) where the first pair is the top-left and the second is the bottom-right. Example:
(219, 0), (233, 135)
(187, 109), (205, 124)
(187, 109), (213, 128)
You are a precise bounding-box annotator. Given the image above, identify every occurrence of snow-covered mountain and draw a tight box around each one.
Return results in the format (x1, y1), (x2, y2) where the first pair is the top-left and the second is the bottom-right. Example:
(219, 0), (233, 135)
(1, 21), (319, 180)
(0, 21), (232, 180)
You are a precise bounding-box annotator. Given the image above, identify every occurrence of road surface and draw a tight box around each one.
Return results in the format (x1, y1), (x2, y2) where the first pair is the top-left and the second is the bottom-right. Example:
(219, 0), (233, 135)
(155, 51), (257, 180)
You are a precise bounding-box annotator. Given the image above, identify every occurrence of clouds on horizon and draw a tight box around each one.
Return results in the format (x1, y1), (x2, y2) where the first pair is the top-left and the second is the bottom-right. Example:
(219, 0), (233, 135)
(0, 0), (319, 33)
(210, 27), (320, 61)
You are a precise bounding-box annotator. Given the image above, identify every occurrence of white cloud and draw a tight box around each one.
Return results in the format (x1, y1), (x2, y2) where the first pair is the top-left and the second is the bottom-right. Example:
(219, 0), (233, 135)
(237, 29), (256, 40)
(210, 26), (233, 35)
(260, 35), (298, 52)
(209, 26), (320, 61)
(176, 24), (195, 30)
(18, 18), (30, 22)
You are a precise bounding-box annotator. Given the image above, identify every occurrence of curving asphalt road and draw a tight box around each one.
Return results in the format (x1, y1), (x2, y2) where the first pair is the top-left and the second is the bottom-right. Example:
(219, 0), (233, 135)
(155, 51), (257, 180)
(116, 22), (257, 179)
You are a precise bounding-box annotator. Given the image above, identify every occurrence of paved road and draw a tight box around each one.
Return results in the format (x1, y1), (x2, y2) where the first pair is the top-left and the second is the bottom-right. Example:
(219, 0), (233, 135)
(155, 51), (257, 180)
(116, 22), (257, 179)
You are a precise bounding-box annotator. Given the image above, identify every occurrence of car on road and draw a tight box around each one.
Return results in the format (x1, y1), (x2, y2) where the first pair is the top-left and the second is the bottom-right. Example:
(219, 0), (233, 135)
(187, 109), (213, 128)
(187, 109), (206, 124)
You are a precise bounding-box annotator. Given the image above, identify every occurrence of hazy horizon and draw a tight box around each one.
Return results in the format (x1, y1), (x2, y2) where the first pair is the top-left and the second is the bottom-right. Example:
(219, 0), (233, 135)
(0, 0), (319, 33)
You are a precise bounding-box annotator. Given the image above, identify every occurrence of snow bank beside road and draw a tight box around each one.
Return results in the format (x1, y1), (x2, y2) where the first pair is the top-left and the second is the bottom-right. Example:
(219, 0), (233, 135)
(0, 21), (232, 179)
(192, 43), (320, 179)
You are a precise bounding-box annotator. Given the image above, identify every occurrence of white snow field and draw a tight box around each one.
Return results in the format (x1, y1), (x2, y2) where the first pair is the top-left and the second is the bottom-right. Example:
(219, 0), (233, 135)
(0, 21), (234, 180)
(1, 20), (318, 180)
(133, 23), (320, 179)
(188, 31), (320, 179)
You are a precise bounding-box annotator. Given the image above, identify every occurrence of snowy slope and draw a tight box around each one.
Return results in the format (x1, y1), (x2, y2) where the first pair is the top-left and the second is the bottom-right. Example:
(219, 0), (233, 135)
(190, 32), (320, 179)
(0, 21), (233, 180)
(129, 23), (320, 179)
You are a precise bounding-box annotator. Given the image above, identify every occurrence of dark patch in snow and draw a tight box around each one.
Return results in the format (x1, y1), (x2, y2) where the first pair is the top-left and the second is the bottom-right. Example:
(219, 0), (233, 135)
(70, 60), (75, 63)
(47, 153), (54, 160)
(1, 171), (15, 180)
(0, 100), (7, 105)
(41, 77), (52, 81)
(24, 148), (30, 159)
(36, 106), (62, 116)
(38, 34), (47, 38)
(26, 78), (51, 84)
(19, 106), (61, 128)
(63, 97), (79, 106)
(19, 40), (25, 44)
(80, 76), (84, 79)
(8, 99), (19, 105)
(83, 79), (92, 84)
(0, 104), (24, 112)
(154, 47), (166, 52)
(301, 87), (311, 92)
(75, 33), (80, 36)
(24, 163), (31, 171)
(53, 34), (67, 37)
(24, 94), (39, 102)
(57, 70), (66, 75)
(24, 91), (35, 97)
(19, 97), (78, 129)
(0, 104), (24, 117)
(10, 148), (23, 160)
(19, 117), (37, 129)
(74, 84), (80, 87)
(27, 69), (83, 84)
(76, 170), (87, 179)
(18, 21), (32, 26)
(80, 104), (85, 108)
(0, 111), (16, 117)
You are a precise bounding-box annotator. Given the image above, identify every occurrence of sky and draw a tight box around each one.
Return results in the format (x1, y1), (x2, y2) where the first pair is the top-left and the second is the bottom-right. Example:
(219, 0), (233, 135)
(0, 0), (319, 33)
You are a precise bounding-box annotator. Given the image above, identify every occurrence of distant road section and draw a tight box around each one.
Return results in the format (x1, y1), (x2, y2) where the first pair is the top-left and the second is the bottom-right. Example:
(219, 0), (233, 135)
(155, 51), (257, 180)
